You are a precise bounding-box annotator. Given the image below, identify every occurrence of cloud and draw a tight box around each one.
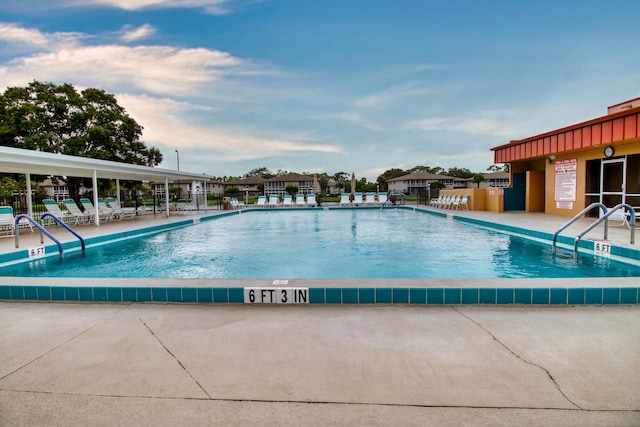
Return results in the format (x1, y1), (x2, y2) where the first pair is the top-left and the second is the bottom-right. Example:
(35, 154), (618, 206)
(406, 110), (522, 137)
(0, 22), (83, 50)
(0, 23), (49, 46)
(62, 0), (236, 14)
(0, 42), (247, 96)
(0, 22), (340, 169)
(317, 112), (386, 132)
(354, 82), (431, 110)
(117, 93), (343, 162)
(120, 24), (156, 42)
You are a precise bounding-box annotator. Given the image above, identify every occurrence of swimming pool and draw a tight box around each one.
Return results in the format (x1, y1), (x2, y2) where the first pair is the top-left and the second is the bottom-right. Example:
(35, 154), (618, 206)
(2, 208), (639, 279)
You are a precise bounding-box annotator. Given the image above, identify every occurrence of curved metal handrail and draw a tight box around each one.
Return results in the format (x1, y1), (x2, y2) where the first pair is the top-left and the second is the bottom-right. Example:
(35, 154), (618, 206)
(40, 213), (86, 253)
(573, 203), (635, 255)
(380, 193), (405, 209)
(15, 214), (63, 254)
(551, 203), (608, 253)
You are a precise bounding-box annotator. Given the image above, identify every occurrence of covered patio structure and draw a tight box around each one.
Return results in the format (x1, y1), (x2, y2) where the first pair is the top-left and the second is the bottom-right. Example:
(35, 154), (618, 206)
(0, 146), (217, 226)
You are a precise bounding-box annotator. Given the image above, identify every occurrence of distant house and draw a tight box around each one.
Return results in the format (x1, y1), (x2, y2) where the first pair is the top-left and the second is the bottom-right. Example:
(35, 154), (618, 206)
(154, 178), (224, 201)
(224, 176), (265, 199)
(263, 173), (316, 197)
(326, 179), (341, 194)
(484, 172), (510, 188)
(386, 172), (471, 195)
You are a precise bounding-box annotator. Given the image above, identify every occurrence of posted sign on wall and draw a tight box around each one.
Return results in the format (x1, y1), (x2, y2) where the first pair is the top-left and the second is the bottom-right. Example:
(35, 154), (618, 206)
(554, 158), (577, 209)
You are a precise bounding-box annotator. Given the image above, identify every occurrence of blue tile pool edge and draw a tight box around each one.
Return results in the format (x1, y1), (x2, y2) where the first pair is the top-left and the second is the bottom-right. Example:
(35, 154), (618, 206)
(0, 285), (638, 305)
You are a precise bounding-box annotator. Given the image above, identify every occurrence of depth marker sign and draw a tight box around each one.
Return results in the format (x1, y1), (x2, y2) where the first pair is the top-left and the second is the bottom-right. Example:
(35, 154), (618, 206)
(244, 287), (309, 304)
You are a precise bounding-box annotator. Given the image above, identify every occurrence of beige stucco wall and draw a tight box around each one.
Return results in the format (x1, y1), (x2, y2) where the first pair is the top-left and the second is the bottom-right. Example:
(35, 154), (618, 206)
(526, 170), (545, 212)
(438, 188), (495, 211)
(544, 140), (639, 217)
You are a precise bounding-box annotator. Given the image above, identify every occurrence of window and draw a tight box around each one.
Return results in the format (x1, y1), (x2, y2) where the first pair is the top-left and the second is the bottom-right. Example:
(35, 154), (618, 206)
(585, 159), (600, 193)
(626, 154), (640, 194)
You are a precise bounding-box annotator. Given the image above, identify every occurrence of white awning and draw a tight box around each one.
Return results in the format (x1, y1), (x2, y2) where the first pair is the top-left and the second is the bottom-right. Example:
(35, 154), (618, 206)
(0, 146), (214, 182)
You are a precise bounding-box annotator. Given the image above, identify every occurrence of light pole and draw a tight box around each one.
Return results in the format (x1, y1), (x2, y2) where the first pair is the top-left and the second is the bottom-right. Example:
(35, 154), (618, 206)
(244, 186), (249, 205)
(175, 150), (180, 171)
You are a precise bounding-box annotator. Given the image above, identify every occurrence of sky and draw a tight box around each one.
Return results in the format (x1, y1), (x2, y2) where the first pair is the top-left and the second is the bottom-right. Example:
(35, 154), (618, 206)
(1, 1), (640, 182)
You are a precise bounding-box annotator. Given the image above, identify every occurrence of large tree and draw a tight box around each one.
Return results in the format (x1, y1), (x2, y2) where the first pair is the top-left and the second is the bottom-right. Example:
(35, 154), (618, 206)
(376, 168), (405, 191)
(0, 81), (162, 198)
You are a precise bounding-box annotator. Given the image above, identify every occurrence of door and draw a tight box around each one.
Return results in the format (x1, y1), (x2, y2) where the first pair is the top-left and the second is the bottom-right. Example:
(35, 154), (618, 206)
(601, 159), (625, 208)
(504, 172), (526, 211)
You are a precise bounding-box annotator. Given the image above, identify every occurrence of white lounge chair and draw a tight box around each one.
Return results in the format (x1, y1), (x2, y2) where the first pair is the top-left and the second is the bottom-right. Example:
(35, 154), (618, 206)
(377, 192), (388, 205)
(175, 199), (187, 211)
(80, 198), (112, 222)
(282, 194), (293, 207)
(339, 193), (351, 206)
(306, 194), (317, 207)
(230, 198), (245, 210)
(608, 208), (637, 228)
(449, 195), (461, 210)
(1, 206), (33, 236)
(429, 195), (443, 207)
(295, 194), (306, 206)
(459, 195), (469, 210)
(353, 192), (363, 205)
(0, 206), (16, 237)
(42, 199), (78, 226)
(255, 195), (267, 207)
(364, 192), (376, 205)
(268, 195), (280, 207)
(105, 197), (136, 219)
(62, 199), (94, 224)
(97, 198), (118, 220)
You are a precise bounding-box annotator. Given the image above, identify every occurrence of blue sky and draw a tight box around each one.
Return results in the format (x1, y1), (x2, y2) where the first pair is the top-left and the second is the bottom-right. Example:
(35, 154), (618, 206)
(1, 0), (640, 181)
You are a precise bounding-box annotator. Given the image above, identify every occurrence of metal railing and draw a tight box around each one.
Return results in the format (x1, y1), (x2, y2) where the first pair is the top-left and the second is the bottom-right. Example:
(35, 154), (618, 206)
(551, 203), (608, 253)
(14, 213), (86, 255)
(552, 202), (636, 257)
(14, 214), (63, 254)
(572, 204), (635, 255)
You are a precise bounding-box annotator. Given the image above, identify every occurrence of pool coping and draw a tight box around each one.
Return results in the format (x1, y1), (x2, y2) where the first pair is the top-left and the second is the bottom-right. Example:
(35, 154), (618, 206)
(1, 207), (638, 305)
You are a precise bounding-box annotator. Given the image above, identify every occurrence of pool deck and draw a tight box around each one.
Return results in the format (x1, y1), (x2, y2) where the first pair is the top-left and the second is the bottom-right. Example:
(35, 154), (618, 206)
(1, 207), (639, 425)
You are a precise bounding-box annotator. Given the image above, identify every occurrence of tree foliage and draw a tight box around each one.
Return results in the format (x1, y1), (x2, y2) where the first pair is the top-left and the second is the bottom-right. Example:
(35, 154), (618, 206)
(376, 168), (406, 191)
(487, 163), (509, 172)
(0, 81), (162, 166)
(405, 165), (444, 175)
(0, 81), (163, 199)
(244, 167), (275, 179)
(472, 173), (487, 187)
(446, 167), (474, 179)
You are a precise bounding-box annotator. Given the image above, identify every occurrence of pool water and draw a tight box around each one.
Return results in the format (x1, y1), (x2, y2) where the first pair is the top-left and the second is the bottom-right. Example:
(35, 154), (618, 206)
(4, 209), (640, 279)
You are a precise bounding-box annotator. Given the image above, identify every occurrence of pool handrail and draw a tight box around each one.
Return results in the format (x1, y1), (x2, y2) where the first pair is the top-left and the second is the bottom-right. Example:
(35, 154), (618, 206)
(551, 203), (608, 253)
(380, 193), (405, 209)
(573, 203), (635, 255)
(40, 212), (86, 253)
(15, 214), (64, 255)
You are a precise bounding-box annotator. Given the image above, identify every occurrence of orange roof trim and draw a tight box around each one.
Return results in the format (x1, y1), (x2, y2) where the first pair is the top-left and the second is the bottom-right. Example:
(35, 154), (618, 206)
(492, 100), (640, 164)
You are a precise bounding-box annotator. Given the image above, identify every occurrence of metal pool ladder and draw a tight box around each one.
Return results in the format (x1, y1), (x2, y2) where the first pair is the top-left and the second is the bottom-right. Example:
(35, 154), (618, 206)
(552, 203), (636, 257)
(14, 213), (85, 255)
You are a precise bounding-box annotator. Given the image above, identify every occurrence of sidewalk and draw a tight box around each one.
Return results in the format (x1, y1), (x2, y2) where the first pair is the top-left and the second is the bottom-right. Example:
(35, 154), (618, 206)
(1, 303), (639, 426)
